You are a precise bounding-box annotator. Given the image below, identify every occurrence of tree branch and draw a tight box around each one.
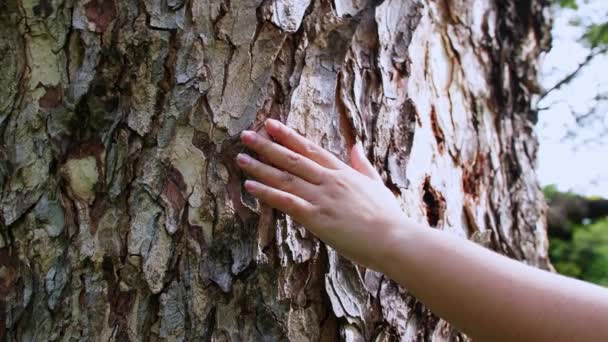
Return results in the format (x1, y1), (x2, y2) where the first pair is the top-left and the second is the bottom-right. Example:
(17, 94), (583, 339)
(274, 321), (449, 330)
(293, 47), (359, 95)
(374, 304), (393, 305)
(538, 47), (608, 103)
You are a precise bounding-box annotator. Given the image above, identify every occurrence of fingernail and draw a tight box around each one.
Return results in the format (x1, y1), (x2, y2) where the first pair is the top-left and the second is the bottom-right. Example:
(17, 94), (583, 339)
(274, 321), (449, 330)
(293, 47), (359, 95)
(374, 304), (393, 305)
(244, 180), (258, 192)
(265, 119), (280, 130)
(240, 130), (255, 144)
(236, 153), (251, 166)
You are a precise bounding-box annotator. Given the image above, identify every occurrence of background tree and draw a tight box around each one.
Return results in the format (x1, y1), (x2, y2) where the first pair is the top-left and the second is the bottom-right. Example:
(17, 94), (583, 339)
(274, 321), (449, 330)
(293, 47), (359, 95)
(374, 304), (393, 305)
(0, 0), (552, 340)
(545, 185), (608, 286)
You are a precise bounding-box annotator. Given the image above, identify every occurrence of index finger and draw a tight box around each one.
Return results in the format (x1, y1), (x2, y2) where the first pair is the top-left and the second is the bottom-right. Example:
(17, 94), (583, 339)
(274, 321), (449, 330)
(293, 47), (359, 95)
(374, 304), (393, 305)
(264, 119), (345, 170)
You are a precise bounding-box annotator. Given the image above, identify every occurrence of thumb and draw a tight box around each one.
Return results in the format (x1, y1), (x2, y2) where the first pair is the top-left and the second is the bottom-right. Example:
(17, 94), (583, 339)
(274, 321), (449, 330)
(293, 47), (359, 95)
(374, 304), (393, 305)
(350, 141), (382, 181)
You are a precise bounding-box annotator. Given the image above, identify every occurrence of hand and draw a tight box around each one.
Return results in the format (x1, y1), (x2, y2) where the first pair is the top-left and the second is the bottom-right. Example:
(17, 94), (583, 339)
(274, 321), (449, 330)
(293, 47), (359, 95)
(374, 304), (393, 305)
(236, 119), (409, 271)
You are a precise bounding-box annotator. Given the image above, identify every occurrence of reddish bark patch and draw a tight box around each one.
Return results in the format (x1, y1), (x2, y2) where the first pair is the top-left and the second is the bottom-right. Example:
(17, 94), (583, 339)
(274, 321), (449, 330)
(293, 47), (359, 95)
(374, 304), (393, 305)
(65, 140), (105, 161)
(187, 220), (205, 245)
(0, 250), (22, 341)
(89, 198), (108, 235)
(429, 106), (445, 155)
(462, 153), (486, 199)
(166, 166), (187, 194)
(39, 85), (63, 108)
(84, 0), (116, 33)
(422, 176), (446, 228)
(162, 166), (187, 217)
(220, 136), (256, 223)
(462, 205), (477, 238)
(0, 250), (19, 299)
(102, 258), (135, 333)
(336, 71), (355, 149)
(59, 190), (78, 237)
(414, 108), (423, 127)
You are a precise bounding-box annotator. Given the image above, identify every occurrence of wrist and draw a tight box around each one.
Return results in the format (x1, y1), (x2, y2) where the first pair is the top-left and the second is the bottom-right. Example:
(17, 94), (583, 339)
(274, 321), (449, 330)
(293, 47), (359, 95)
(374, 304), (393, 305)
(375, 214), (425, 276)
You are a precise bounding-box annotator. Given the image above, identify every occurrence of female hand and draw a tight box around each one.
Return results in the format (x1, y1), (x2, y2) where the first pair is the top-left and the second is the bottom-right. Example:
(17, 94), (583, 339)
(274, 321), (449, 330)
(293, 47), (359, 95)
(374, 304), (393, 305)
(241, 120), (608, 342)
(237, 119), (410, 271)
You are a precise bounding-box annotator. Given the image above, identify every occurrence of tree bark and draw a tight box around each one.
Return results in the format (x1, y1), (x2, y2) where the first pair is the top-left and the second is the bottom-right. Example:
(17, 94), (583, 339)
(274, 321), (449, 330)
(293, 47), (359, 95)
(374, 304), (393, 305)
(0, 0), (552, 340)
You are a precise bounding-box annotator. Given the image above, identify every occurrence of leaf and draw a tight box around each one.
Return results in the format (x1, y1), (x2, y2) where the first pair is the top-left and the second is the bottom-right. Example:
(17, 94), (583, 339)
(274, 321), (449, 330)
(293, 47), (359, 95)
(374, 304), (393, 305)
(550, 217), (608, 286)
(555, 0), (578, 9)
(583, 22), (608, 48)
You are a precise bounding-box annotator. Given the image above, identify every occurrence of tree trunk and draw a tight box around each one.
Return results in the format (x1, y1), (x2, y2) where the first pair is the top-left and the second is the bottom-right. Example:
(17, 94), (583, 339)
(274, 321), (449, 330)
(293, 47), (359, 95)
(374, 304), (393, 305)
(0, 0), (552, 340)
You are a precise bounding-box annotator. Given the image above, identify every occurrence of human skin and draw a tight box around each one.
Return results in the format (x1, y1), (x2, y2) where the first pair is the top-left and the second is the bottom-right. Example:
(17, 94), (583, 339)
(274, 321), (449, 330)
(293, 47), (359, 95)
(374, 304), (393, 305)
(236, 118), (608, 341)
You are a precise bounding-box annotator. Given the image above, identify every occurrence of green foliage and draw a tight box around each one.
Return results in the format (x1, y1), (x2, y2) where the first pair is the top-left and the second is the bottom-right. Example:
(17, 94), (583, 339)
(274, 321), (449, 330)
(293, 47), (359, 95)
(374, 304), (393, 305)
(555, 0), (578, 10)
(545, 186), (608, 286)
(553, 0), (608, 48)
(550, 218), (608, 286)
(542, 184), (577, 203)
(543, 184), (560, 201)
(583, 22), (608, 48)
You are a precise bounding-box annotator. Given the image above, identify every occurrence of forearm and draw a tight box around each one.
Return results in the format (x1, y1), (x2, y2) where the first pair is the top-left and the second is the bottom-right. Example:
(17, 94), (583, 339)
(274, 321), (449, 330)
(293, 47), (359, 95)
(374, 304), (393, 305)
(236, 121), (608, 340)
(382, 220), (608, 341)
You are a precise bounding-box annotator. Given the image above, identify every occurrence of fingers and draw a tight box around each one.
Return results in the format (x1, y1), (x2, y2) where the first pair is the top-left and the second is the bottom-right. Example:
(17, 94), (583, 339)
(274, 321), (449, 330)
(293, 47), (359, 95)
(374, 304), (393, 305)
(244, 180), (316, 221)
(350, 141), (382, 181)
(236, 153), (316, 200)
(264, 119), (345, 170)
(240, 130), (326, 185)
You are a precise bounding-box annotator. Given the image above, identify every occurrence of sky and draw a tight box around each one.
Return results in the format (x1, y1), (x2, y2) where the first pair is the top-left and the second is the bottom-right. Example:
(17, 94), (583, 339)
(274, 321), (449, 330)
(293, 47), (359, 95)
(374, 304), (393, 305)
(536, 0), (608, 197)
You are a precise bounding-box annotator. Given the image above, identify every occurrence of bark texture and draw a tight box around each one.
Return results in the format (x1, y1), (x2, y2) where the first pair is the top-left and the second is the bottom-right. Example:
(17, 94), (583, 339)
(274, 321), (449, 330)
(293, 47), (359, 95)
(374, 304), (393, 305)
(0, 0), (552, 340)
